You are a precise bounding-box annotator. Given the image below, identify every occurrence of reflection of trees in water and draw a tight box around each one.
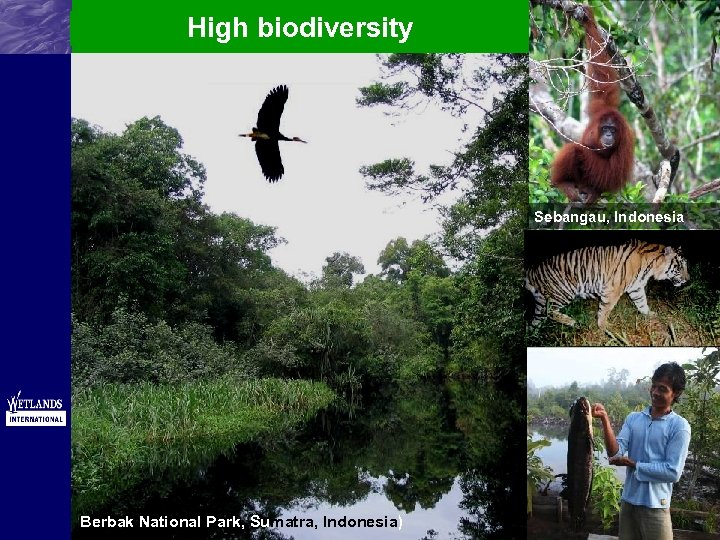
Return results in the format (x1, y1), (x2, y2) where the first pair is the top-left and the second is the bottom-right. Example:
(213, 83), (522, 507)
(73, 380), (524, 539)
(74, 472), (296, 539)
(532, 424), (569, 442)
(450, 381), (526, 539)
(385, 471), (455, 512)
(255, 382), (465, 513)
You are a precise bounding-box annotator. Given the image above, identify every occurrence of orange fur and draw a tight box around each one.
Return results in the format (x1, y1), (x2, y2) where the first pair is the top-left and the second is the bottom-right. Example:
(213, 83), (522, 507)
(550, 7), (635, 204)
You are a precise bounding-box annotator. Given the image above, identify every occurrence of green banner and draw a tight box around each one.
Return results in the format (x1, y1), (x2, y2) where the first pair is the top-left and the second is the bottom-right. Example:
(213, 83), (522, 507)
(70, 1), (528, 53)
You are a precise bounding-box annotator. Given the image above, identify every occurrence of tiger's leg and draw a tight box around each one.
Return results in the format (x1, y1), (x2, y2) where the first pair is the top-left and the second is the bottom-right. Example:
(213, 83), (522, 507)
(530, 305), (545, 326)
(597, 289), (622, 329)
(626, 285), (656, 317)
(546, 299), (577, 326)
(529, 294), (547, 326)
(526, 282), (548, 326)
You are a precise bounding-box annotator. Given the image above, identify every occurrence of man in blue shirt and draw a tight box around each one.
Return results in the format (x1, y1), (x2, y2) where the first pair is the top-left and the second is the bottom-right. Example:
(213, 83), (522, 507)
(592, 362), (691, 540)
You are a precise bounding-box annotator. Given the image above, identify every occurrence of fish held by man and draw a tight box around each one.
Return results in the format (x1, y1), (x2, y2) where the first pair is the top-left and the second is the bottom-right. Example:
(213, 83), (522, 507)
(567, 396), (594, 531)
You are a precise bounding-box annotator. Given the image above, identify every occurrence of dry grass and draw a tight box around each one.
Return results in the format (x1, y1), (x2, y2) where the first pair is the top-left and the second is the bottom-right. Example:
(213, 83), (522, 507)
(527, 292), (718, 347)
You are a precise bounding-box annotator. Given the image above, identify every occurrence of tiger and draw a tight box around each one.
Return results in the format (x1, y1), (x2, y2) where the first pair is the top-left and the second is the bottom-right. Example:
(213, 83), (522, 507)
(525, 239), (689, 328)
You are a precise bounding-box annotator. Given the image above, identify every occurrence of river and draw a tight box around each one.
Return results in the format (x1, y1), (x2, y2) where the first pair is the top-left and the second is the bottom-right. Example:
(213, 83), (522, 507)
(73, 381), (525, 539)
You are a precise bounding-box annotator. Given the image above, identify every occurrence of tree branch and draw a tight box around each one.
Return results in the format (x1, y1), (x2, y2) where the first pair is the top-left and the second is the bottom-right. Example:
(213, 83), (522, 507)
(688, 178), (720, 199)
(530, 60), (584, 143)
(680, 129), (720, 152)
(652, 161), (671, 203)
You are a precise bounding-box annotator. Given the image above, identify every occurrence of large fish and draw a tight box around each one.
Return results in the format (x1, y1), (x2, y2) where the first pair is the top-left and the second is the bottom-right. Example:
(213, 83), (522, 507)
(567, 396), (594, 530)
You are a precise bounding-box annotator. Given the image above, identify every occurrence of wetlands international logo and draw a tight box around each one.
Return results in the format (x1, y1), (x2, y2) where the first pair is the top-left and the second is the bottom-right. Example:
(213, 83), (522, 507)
(5, 390), (66, 427)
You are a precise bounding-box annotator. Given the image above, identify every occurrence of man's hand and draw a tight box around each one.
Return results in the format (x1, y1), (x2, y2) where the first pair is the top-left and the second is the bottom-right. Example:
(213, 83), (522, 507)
(591, 403), (608, 420)
(591, 403), (620, 457)
(609, 455), (636, 468)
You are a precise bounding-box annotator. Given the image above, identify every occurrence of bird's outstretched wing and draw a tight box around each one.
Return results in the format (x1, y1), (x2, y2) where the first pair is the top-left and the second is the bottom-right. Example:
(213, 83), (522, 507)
(255, 140), (284, 182)
(256, 85), (288, 134)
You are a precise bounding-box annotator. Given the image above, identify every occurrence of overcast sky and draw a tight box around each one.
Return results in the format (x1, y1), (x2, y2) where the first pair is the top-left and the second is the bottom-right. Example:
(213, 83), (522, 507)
(71, 54), (485, 280)
(528, 347), (716, 389)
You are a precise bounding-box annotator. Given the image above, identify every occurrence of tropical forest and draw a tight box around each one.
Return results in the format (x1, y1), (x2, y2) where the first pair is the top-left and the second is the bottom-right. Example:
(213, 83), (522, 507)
(71, 53), (528, 539)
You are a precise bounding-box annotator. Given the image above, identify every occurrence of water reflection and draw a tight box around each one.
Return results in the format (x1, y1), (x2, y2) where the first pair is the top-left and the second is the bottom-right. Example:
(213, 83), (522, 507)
(273, 476), (466, 539)
(73, 381), (524, 539)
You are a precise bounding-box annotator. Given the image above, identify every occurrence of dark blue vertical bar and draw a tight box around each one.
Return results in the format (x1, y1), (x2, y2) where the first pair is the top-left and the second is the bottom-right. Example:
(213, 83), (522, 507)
(0, 54), (71, 539)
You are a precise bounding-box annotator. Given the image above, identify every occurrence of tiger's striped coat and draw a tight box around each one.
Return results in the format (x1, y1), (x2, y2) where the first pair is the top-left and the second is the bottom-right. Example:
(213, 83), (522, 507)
(525, 240), (689, 328)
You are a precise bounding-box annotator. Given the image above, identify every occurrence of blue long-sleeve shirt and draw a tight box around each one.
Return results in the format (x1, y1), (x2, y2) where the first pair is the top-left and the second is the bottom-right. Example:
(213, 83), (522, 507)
(613, 407), (691, 509)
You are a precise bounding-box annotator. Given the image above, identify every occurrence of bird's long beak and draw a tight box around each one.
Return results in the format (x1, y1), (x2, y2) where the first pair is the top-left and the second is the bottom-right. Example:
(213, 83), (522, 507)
(293, 137), (308, 143)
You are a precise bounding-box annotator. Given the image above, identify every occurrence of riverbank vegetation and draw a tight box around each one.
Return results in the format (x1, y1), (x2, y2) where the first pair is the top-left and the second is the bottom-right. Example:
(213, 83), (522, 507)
(72, 377), (334, 519)
(527, 367), (648, 427)
(72, 53), (528, 533)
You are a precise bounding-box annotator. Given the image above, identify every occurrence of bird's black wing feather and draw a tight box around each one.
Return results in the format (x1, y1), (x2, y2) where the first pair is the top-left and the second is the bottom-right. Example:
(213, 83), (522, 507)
(255, 140), (284, 182)
(256, 85), (288, 134)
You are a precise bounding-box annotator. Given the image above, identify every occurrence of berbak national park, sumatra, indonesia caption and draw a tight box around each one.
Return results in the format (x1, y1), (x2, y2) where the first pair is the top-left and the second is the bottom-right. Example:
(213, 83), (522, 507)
(188, 16), (415, 44)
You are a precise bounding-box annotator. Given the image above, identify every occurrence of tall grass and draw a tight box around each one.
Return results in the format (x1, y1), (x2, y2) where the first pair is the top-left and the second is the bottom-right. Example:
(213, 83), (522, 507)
(72, 376), (335, 519)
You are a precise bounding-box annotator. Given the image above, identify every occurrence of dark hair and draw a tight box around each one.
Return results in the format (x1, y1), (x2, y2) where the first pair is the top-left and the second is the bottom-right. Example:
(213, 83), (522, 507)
(652, 362), (687, 404)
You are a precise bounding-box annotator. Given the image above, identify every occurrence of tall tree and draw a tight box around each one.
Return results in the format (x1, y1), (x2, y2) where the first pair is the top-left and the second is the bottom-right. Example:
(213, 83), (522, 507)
(321, 251), (365, 288)
(359, 54), (528, 376)
(72, 117), (206, 322)
(377, 237), (449, 283)
(72, 116), (292, 345)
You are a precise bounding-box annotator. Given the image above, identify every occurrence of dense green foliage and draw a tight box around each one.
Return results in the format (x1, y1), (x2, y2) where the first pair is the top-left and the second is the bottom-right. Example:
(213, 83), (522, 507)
(72, 308), (249, 389)
(72, 117), (456, 391)
(676, 349), (720, 497)
(358, 53), (528, 382)
(590, 461), (624, 531)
